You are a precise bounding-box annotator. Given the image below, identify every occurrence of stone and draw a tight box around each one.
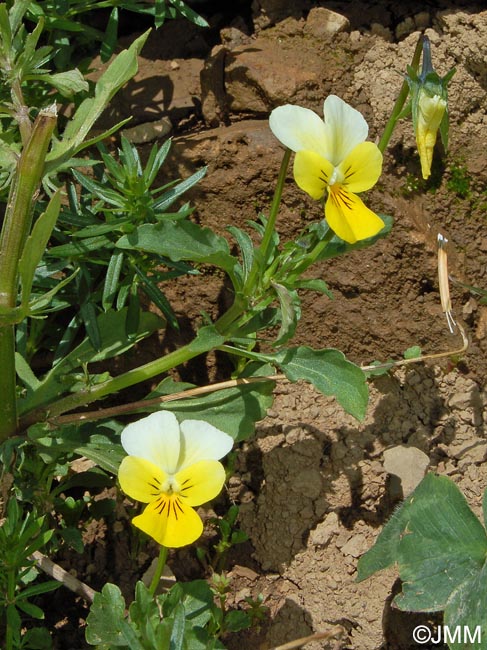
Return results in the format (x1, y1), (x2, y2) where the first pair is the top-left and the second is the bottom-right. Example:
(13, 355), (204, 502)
(309, 511), (339, 547)
(341, 533), (368, 558)
(383, 445), (430, 496)
(304, 7), (350, 38)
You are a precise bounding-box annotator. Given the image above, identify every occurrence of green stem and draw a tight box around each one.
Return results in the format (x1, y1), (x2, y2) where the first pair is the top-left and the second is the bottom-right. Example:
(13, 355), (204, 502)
(5, 568), (16, 650)
(244, 148), (291, 293)
(0, 105), (57, 441)
(149, 546), (168, 597)
(20, 333), (218, 429)
(287, 225), (336, 282)
(377, 34), (424, 154)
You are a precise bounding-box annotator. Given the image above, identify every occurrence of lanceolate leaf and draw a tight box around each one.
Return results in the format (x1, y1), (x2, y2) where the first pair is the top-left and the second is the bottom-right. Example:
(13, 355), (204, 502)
(19, 189), (61, 308)
(45, 30), (150, 175)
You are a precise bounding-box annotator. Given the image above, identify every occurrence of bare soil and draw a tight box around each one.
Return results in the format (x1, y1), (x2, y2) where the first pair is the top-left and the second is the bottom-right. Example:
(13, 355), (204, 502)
(49, 1), (487, 648)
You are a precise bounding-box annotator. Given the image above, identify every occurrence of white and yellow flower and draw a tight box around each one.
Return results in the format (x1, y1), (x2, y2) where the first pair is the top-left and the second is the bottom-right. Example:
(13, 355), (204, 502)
(415, 91), (447, 179)
(269, 95), (384, 244)
(118, 411), (233, 548)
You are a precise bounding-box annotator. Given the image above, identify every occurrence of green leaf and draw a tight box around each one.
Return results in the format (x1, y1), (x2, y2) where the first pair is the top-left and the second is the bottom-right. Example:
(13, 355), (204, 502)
(147, 371), (274, 442)
(45, 30), (150, 175)
(403, 345), (422, 359)
(19, 190), (61, 309)
(86, 583), (144, 648)
(395, 475), (487, 612)
(116, 220), (237, 275)
(19, 308), (163, 414)
(269, 347), (368, 420)
(15, 352), (40, 391)
(227, 225), (254, 282)
(44, 69), (89, 97)
(170, 602), (185, 650)
(272, 282), (301, 346)
(100, 7), (119, 63)
(224, 609), (251, 633)
(293, 278), (333, 298)
(310, 215), (393, 261)
(444, 565), (487, 650)
(168, 0), (209, 27)
(358, 473), (487, 630)
(102, 251), (124, 311)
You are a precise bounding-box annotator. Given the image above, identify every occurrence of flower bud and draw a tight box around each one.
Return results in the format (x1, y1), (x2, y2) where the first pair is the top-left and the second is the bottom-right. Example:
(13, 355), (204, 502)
(416, 90), (447, 179)
(406, 36), (455, 179)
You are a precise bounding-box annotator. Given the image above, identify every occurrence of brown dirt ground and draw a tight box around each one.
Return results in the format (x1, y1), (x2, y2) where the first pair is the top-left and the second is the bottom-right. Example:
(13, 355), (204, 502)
(47, 1), (487, 649)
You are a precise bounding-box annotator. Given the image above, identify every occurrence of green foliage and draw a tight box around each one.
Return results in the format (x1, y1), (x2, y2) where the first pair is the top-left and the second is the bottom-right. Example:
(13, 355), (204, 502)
(145, 373), (275, 443)
(0, 498), (59, 649)
(85, 580), (227, 649)
(447, 161), (471, 199)
(358, 474), (487, 649)
(25, 0), (208, 70)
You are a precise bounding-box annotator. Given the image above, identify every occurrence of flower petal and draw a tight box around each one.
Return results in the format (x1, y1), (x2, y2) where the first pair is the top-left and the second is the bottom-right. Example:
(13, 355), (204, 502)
(323, 95), (369, 165)
(132, 497), (203, 547)
(325, 187), (385, 244)
(293, 150), (334, 200)
(118, 456), (167, 503)
(178, 420), (233, 470)
(339, 142), (383, 193)
(176, 460), (226, 506)
(269, 105), (329, 155)
(121, 411), (180, 473)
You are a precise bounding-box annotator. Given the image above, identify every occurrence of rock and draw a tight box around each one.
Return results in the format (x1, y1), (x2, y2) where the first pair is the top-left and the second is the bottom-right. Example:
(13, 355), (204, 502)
(448, 384), (481, 410)
(200, 45), (228, 127)
(341, 533), (368, 558)
(304, 7), (350, 38)
(121, 117), (172, 144)
(310, 511), (339, 547)
(383, 445), (430, 496)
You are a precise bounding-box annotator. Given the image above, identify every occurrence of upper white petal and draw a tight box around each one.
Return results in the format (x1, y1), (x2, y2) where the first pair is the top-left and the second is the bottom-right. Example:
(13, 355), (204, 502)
(121, 411), (181, 474)
(323, 95), (369, 164)
(269, 105), (329, 155)
(178, 420), (234, 471)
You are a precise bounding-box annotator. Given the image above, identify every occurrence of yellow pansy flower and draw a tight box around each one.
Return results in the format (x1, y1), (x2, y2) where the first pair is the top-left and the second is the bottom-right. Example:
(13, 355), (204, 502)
(118, 411), (233, 548)
(269, 95), (384, 244)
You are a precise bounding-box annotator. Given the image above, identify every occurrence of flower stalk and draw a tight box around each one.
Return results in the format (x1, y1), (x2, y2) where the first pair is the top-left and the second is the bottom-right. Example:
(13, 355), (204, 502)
(149, 546), (169, 596)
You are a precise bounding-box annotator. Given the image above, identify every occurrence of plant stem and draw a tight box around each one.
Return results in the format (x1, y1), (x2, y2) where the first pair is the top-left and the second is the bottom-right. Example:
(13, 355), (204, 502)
(244, 148), (291, 293)
(5, 568), (16, 650)
(377, 34), (424, 154)
(20, 333), (219, 428)
(149, 546), (168, 596)
(0, 104), (57, 441)
(287, 225), (336, 282)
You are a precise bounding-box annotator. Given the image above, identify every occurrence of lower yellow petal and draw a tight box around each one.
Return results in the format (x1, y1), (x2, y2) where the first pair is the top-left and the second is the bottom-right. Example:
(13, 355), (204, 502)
(133, 496), (203, 547)
(176, 460), (226, 507)
(325, 187), (384, 244)
(293, 150), (334, 200)
(118, 456), (167, 503)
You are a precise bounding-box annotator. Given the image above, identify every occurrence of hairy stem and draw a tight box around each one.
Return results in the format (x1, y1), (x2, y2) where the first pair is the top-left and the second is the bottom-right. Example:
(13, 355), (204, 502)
(0, 105), (57, 441)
